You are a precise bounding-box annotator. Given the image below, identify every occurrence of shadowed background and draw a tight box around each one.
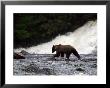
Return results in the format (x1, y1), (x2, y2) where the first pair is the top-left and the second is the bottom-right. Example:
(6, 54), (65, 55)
(14, 13), (96, 48)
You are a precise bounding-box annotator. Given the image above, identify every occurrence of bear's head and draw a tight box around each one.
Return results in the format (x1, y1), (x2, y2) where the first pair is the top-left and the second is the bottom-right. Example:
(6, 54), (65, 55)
(52, 44), (61, 53)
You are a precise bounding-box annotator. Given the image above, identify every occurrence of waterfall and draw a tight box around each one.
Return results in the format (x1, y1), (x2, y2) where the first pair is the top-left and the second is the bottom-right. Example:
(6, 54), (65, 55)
(14, 20), (97, 54)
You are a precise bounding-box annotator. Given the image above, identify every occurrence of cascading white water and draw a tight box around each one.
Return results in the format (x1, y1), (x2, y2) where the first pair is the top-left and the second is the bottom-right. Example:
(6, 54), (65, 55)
(14, 20), (97, 54)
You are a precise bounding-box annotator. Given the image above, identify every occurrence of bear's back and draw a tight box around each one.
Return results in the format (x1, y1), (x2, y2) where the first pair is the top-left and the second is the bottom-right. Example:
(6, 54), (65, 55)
(56, 45), (74, 52)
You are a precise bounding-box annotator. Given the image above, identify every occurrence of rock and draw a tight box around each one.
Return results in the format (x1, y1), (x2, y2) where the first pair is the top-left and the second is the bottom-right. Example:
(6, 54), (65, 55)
(14, 53), (25, 59)
(20, 50), (30, 55)
(76, 68), (85, 72)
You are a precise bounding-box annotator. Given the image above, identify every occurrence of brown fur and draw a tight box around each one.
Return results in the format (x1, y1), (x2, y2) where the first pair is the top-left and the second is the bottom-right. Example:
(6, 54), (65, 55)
(52, 44), (80, 60)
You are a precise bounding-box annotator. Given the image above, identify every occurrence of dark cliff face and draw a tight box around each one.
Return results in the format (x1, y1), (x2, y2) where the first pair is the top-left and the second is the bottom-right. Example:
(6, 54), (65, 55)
(14, 13), (97, 48)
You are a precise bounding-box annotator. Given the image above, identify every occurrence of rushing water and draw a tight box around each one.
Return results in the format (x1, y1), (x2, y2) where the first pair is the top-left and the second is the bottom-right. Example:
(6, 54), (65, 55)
(14, 54), (97, 75)
(14, 20), (97, 54)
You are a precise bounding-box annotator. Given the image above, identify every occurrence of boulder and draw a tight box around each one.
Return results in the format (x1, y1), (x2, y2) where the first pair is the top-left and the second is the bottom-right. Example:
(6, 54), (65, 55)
(20, 50), (30, 55)
(14, 53), (25, 59)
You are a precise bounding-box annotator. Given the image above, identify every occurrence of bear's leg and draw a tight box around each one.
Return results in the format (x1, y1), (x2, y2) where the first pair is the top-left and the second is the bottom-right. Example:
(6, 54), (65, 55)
(72, 49), (80, 59)
(53, 52), (60, 61)
(66, 53), (70, 61)
(61, 52), (64, 57)
(54, 52), (60, 57)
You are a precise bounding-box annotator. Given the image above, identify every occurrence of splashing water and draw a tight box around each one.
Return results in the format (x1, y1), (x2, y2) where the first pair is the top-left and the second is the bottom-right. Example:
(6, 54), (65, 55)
(14, 20), (97, 54)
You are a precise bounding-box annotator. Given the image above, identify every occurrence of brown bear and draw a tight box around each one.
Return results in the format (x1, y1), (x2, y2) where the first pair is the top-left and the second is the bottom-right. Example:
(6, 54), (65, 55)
(52, 44), (80, 60)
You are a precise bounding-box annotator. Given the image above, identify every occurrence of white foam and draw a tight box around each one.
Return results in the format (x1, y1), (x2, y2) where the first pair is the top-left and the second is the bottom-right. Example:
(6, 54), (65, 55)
(14, 20), (97, 54)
